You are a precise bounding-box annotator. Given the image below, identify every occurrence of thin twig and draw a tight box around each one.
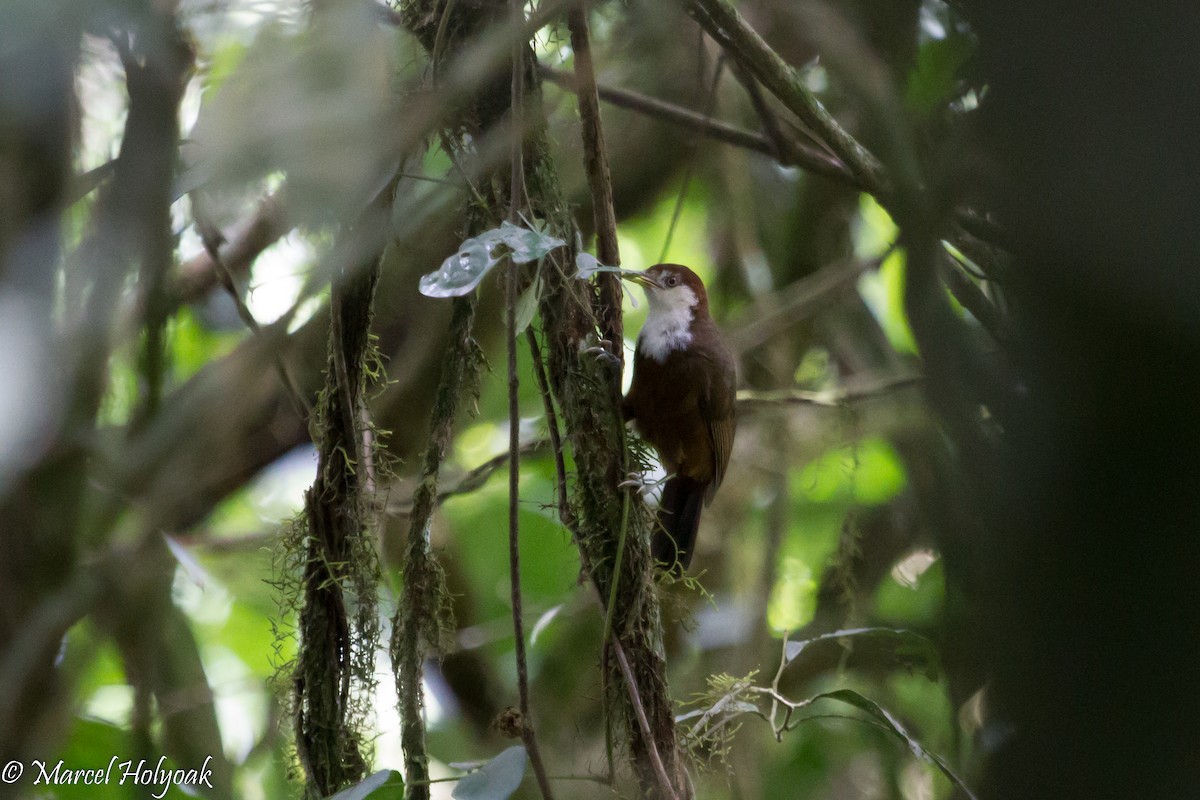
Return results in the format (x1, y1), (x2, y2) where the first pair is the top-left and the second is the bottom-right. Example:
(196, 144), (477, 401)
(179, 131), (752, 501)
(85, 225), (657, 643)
(526, 331), (573, 526)
(735, 374), (923, 411)
(509, 5), (555, 797)
(940, 250), (1008, 344)
(541, 66), (854, 184)
(564, 19), (636, 764)
(728, 59), (844, 174)
(612, 639), (681, 800)
(685, 0), (887, 194)
(390, 439), (547, 512)
(727, 246), (894, 353)
(69, 159), (116, 205)
(174, 188), (290, 306)
(660, 55), (726, 263)
(729, 62), (788, 161)
(191, 198), (313, 422)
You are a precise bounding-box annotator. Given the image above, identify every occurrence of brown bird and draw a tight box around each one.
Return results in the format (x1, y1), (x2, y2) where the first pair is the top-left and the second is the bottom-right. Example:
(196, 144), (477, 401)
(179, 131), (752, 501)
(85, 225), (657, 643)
(622, 264), (737, 572)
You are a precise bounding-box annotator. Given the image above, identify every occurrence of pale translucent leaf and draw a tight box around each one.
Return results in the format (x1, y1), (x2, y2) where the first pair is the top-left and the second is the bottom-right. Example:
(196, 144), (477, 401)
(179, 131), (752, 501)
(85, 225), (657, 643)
(497, 220), (565, 263)
(419, 223), (564, 298)
(452, 746), (527, 800)
(164, 534), (209, 589)
(513, 274), (541, 335)
(419, 239), (498, 298)
(328, 770), (404, 800)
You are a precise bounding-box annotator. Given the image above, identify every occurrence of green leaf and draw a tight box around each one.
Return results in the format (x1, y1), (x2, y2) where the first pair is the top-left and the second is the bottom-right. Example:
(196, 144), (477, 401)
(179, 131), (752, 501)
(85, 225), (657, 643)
(451, 746), (527, 800)
(327, 770), (404, 800)
(513, 273), (541, 335)
(806, 690), (977, 800)
(784, 627), (940, 681)
(905, 34), (973, 116)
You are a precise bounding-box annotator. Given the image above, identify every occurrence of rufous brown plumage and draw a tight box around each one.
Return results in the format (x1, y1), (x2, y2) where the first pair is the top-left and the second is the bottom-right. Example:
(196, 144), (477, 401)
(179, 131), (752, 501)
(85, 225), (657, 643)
(622, 264), (736, 572)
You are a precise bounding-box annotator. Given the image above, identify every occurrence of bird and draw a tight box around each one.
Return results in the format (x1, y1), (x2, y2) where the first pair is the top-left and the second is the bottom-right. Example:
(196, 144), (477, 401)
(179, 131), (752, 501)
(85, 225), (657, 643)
(622, 263), (736, 573)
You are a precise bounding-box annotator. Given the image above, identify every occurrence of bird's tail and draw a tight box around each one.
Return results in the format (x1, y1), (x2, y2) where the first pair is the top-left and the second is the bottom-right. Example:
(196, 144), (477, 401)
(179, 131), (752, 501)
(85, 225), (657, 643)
(653, 475), (705, 573)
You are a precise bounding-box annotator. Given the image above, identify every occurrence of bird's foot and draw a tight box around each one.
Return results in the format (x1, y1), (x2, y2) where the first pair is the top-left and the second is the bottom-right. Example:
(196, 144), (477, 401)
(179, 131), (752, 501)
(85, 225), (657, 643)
(581, 339), (622, 370)
(619, 472), (664, 496)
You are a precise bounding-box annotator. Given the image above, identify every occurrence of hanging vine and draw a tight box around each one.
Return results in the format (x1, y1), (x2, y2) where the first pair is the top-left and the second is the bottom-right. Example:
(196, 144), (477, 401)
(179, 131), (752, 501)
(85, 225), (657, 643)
(289, 241), (385, 798)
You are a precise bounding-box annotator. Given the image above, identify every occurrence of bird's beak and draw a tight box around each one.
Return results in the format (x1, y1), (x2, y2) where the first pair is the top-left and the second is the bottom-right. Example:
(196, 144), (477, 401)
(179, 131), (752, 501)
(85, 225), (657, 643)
(623, 272), (661, 290)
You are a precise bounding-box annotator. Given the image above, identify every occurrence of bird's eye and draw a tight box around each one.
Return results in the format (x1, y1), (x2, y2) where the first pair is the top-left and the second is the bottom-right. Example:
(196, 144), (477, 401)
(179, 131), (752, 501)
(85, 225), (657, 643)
(664, 274), (678, 287)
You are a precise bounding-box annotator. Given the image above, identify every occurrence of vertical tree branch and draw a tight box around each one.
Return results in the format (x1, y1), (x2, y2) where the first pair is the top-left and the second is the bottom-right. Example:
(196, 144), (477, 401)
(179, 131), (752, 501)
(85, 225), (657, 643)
(393, 295), (476, 800)
(566, 2), (623, 366)
(508, 1), (554, 796)
(520, 16), (688, 799)
(293, 190), (386, 796)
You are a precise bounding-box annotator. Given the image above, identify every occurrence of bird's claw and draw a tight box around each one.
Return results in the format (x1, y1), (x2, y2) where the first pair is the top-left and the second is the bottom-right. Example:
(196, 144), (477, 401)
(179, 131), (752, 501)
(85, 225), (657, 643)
(618, 472), (658, 496)
(582, 340), (621, 369)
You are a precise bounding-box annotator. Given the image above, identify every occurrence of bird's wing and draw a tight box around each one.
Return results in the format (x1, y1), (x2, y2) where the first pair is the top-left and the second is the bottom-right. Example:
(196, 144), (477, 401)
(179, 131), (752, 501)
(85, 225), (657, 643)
(701, 360), (737, 504)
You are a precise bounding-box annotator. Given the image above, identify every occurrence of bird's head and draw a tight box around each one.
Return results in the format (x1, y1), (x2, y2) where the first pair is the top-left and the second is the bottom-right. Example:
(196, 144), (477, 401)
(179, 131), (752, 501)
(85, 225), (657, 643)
(625, 263), (709, 318)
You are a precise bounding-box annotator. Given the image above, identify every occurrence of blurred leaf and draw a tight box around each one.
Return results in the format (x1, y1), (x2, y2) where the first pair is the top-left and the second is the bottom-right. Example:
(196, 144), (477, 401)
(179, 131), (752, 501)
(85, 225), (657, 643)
(784, 627), (940, 681)
(767, 557), (816, 632)
(328, 769), (404, 800)
(807, 690), (977, 800)
(189, 6), (397, 224)
(443, 490), (576, 622)
(51, 718), (192, 799)
(170, 308), (242, 384)
(70, 621), (125, 698)
(164, 535), (208, 589)
(905, 34), (973, 116)
(451, 746), (527, 800)
(513, 273), (541, 335)
(874, 560), (945, 626)
(853, 194), (898, 259)
(157, 605), (233, 798)
(50, 718), (128, 800)
(218, 599), (285, 678)
(792, 438), (907, 506)
(529, 604), (563, 648)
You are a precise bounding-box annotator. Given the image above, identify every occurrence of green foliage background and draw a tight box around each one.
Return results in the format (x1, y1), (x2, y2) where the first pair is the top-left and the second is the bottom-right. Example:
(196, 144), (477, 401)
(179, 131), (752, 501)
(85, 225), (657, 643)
(1, 0), (1022, 797)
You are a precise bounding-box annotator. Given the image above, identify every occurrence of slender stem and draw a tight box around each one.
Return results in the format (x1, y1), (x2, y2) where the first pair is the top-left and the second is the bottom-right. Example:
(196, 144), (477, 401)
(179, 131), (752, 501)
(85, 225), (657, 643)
(541, 65), (853, 184)
(396, 295), (475, 800)
(612, 639), (681, 800)
(509, 6), (554, 798)
(601, 485), (630, 648)
(526, 331), (573, 526)
(193, 200), (312, 422)
(659, 55), (725, 263)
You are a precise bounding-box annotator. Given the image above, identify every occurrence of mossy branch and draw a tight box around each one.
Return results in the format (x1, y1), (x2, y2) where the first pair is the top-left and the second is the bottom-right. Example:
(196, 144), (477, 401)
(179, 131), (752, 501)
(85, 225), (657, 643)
(685, 0), (887, 195)
(392, 293), (478, 800)
(293, 227), (384, 798)
(525, 51), (689, 800)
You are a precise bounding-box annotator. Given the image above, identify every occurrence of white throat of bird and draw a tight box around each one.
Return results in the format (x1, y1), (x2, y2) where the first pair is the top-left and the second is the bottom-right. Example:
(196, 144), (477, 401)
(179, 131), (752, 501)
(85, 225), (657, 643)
(638, 285), (697, 362)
